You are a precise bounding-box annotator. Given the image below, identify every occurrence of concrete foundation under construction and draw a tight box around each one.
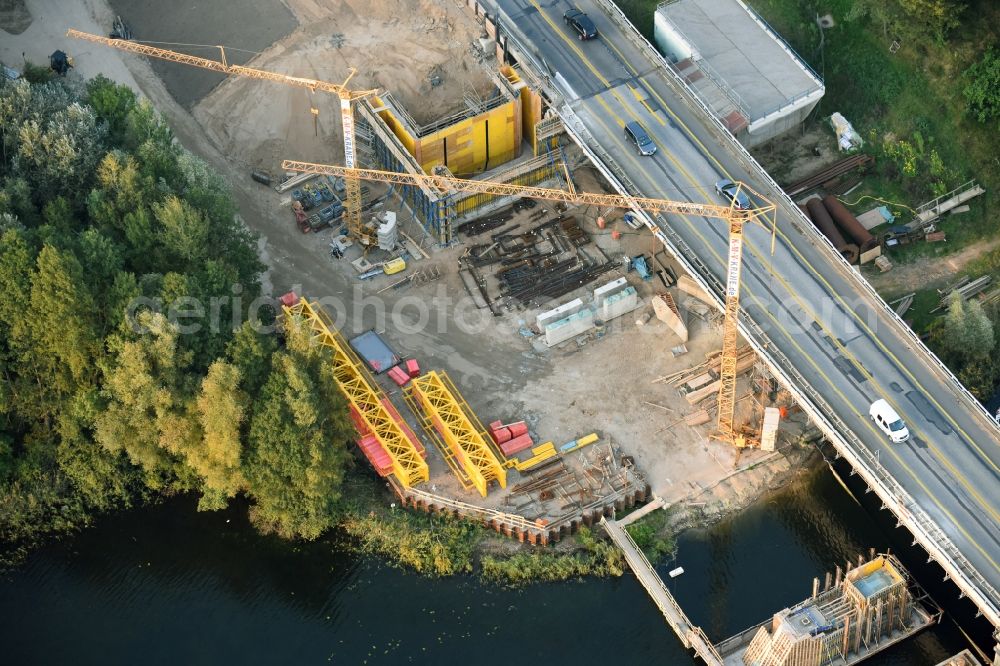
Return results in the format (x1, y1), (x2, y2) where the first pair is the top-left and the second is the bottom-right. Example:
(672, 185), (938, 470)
(716, 554), (937, 666)
(353, 7), (566, 245)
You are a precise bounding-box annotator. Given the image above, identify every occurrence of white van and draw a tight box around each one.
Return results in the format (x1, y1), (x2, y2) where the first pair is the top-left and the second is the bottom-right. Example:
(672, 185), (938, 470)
(869, 399), (910, 443)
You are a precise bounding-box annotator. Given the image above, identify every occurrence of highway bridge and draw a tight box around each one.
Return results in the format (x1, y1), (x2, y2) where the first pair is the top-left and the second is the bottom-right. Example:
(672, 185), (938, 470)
(483, 0), (1000, 641)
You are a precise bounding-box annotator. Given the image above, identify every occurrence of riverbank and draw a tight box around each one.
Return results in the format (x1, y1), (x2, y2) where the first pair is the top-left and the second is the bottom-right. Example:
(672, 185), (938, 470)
(0, 464), (971, 665)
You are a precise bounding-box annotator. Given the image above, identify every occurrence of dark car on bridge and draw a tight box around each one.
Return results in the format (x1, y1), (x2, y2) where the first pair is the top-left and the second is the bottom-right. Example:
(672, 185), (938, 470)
(715, 179), (751, 210)
(563, 8), (598, 40)
(624, 121), (657, 156)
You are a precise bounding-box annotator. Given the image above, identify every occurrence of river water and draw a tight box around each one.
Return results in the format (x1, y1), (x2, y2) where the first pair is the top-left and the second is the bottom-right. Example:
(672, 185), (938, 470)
(0, 466), (980, 665)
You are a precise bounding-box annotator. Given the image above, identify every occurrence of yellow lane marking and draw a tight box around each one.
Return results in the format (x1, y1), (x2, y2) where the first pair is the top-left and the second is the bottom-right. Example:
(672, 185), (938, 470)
(527, 0), (661, 134)
(580, 102), (1000, 573)
(630, 46), (998, 462)
(534, 0), (999, 519)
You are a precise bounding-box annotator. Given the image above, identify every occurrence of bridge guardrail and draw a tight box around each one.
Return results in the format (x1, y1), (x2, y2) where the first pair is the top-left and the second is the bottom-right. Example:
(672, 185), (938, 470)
(481, 0), (1000, 626)
(558, 106), (1000, 629)
(595, 0), (1000, 440)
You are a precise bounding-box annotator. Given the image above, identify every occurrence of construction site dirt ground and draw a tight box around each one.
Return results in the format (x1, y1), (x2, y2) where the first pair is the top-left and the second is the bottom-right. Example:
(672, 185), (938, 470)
(2, 0), (821, 531)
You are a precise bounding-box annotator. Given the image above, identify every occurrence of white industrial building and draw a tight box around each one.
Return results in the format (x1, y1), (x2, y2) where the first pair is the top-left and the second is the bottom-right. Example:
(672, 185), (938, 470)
(654, 0), (824, 147)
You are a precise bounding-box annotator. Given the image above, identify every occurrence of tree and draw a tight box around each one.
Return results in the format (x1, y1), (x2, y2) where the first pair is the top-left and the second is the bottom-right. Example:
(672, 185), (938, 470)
(941, 293), (994, 362)
(14, 102), (107, 202)
(27, 245), (101, 394)
(193, 361), (247, 510)
(847, 0), (905, 37)
(95, 311), (198, 490)
(243, 321), (353, 539)
(963, 48), (1000, 124)
(225, 321), (277, 397)
(897, 0), (965, 39)
(154, 195), (209, 266)
(84, 76), (138, 145)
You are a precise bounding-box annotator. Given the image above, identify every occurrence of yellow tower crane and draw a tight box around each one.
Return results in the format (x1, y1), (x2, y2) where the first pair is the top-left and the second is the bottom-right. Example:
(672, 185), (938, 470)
(66, 29), (376, 245)
(280, 160), (776, 448)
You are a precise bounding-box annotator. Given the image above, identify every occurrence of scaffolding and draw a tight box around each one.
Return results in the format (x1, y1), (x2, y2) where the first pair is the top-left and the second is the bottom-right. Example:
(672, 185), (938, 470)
(737, 554), (932, 666)
(407, 371), (506, 497)
(281, 294), (429, 488)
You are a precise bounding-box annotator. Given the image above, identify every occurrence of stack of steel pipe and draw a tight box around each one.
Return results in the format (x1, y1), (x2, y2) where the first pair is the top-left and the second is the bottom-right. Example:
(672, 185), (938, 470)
(805, 198), (859, 264)
(823, 195), (878, 253)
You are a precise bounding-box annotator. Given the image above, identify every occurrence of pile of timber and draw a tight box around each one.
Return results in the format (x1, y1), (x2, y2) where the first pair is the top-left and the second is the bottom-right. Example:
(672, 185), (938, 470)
(784, 154), (873, 198)
(654, 346), (757, 405)
(934, 275), (993, 312)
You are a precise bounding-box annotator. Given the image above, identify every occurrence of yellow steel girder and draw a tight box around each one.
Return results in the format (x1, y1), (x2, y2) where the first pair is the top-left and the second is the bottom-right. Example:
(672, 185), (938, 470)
(409, 371), (506, 498)
(282, 297), (428, 487)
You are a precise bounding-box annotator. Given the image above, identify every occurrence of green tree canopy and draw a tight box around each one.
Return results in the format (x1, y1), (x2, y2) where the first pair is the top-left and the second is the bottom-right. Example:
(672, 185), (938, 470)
(963, 48), (1000, 124)
(0, 72), (353, 563)
(244, 320), (353, 540)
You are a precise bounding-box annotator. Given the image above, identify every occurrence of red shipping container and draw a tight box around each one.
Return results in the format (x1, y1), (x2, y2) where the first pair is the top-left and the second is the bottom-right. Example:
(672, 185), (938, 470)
(501, 433), (534, 456)
(387, 365), (411, 387)
(348, 404), (372, 437)
(507, 421), (528, 438)
(357, 434), (392, 476)
(405, 358), (421, 378)
(490, 420), (503, 431)
(279, 292), (299, 308)
(491, 427), (512, 444)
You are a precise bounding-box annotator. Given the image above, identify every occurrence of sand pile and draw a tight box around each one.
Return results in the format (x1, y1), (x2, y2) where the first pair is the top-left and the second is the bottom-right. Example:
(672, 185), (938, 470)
(193, 0), (494, 171)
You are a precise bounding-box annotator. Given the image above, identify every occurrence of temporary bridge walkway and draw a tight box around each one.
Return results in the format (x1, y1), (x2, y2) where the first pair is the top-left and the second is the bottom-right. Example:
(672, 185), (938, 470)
(600, 517), (723, 665)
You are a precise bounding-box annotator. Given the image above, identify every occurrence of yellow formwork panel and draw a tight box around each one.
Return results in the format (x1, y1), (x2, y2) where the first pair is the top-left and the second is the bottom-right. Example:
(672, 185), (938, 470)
(514, 442), (556, 472)
(409, 371), (506, 497)
(416, 101), (520, 176)
(283, 297), (429, 488)
(373, 96), (417, 156)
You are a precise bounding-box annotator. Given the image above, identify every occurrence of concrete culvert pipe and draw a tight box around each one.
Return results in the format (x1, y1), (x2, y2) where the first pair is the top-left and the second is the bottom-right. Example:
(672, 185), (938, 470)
(823, 195), (879, 253)
(805, 197), (859, 264)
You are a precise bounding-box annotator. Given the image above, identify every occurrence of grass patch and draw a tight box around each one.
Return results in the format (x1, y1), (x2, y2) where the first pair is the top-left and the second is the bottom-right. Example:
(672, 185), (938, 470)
(479, 527), (625, 586)
(340, 506), (481, 576)
(624, 508), (676, 563)
(612, 0), (659, 40)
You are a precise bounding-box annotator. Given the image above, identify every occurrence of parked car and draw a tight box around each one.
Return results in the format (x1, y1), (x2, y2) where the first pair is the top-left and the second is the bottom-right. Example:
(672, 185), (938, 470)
(563, 8), (598, 40)
(714, 179), (751, 210)
(869, 399), (910, 443)
(624, 121), (657, 156)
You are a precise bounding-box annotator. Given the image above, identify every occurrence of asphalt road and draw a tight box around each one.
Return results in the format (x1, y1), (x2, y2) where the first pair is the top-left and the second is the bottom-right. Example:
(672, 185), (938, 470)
(493, 0), (1000, 615)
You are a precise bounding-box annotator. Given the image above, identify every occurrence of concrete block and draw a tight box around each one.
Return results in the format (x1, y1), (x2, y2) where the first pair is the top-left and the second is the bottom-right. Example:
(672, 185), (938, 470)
(377, 211), (398, 252)
(677, 275), (713, 305)
(761, 407), (780, 452)
(537, 298), (585, 330)
(652, 292), (688, 342)
(602, 286), (638, 322)
(544, 308), (595, 347)
(594, 277), (628, 307)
